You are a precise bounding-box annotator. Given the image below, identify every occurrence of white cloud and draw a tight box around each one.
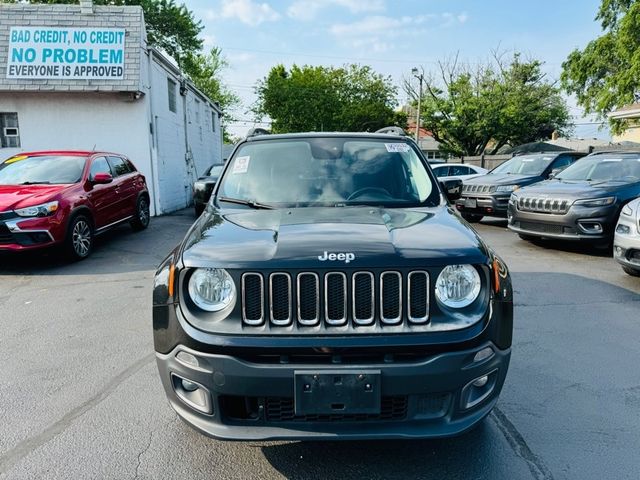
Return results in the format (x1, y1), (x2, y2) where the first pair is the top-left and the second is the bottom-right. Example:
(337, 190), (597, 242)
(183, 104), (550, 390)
(201, 34), (217, 48)
(287, 0), (385, 21)
(216, 0), (281, 26)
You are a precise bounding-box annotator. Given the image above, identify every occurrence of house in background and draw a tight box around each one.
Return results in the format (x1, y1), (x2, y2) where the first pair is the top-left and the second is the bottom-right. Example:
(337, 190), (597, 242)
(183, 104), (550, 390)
(608, 103), (640, 143)
(406, 119), (446, 162)
(0, 0), (223, 216)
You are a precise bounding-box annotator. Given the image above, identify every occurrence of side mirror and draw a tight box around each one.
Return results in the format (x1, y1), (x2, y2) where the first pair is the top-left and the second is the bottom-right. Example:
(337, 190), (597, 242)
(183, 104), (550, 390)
(440, 178), (463, 202)
(92, 173), (113, 184)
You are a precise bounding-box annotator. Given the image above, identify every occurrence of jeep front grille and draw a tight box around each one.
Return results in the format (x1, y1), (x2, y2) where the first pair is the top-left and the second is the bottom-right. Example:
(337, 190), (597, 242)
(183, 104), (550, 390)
(462, 184), (495, 194)
(517, 197), (570, 214)
(242, 271), (430, 328)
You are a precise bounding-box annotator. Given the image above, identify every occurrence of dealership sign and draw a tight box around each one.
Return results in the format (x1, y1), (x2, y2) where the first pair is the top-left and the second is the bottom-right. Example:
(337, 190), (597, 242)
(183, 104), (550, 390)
(6, 27), (125, 80)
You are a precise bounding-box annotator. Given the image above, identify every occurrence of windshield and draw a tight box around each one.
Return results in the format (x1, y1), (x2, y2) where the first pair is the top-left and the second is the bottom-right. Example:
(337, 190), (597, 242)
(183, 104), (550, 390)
(491, 154), (555, 175)
(217, 137), (438, 208)
(0, 155), (87, 185)
(556, 155), (640, 182)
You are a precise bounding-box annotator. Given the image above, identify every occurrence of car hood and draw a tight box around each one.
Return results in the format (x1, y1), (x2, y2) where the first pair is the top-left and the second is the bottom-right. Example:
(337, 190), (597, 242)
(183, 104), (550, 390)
(465, 173), (542, 187)
(517, 179), (633, 198)
(181, 206), (489, 269)
(0, 184), (67, 212)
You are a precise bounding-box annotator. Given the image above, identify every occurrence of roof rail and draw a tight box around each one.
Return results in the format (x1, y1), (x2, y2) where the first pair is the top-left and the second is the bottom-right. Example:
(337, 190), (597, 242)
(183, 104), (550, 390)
(375, 126), (407, 136)
(246, 127), (271, 138)
(587, 149), (640, 155)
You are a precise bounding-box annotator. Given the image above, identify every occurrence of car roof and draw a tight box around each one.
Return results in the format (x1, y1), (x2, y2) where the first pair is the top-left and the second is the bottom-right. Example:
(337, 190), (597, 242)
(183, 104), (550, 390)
(10, 150), (120, 157)
(244, 132), (411, 142)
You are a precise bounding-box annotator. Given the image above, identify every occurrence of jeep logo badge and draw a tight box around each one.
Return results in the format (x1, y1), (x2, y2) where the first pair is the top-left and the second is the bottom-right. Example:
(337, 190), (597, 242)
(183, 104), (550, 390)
(318, 251), (356, 263)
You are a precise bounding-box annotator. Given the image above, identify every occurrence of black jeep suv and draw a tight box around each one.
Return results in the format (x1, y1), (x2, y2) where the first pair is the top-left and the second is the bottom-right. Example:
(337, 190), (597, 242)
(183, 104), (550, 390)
(153, 132), (513, 440)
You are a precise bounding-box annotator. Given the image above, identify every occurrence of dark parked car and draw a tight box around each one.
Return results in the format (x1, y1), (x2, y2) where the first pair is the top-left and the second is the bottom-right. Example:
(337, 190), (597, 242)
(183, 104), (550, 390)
(193, 164), (224, 216)
(153, 132), (513, 441)
(508, 151), (640, 245)
(455, 152), (585, 222)
(0, 150), (150, 260)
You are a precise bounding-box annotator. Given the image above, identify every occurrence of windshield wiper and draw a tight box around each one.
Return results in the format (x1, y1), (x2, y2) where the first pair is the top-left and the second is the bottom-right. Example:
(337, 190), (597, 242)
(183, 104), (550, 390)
(19, 181), (50, 185)
(218, 196), (274, 209)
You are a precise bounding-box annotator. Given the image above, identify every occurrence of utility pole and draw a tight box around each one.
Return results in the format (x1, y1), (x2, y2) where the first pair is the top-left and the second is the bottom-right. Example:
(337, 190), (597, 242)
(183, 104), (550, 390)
(411, 67), (424, 143)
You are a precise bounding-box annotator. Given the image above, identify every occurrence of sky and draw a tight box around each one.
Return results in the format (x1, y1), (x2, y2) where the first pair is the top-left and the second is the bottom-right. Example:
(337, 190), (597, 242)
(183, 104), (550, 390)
(184, 0), (609, 140)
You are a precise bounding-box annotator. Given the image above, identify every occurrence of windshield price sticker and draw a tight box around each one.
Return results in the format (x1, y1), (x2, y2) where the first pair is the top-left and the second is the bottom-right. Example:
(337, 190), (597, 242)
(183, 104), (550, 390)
(603, 158), (622, 162)
(385, 143), (411, 153)
(232, 156), (250, 174)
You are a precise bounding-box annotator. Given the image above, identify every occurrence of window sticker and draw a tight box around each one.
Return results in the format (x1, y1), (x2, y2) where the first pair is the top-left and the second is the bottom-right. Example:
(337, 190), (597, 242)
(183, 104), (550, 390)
(385, 143), (411, 153)
(602, 158), (622, 162)
(521, 158), (535, 162)
(232, 156), (250, 174)
(5, 155), (27, 164)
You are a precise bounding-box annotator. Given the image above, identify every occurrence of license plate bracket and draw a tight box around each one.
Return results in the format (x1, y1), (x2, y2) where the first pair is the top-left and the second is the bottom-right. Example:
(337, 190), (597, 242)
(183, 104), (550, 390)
(294, 370), (381, 416)
(465, 198), (477, 208)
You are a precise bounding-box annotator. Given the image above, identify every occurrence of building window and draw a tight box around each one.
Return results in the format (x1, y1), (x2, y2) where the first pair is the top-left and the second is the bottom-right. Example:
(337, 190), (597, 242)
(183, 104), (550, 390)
(167, 78), (177, 113)
(195, 99), (200, 124)
(0, 113), (20, 148)
(211, 111), (216, 132)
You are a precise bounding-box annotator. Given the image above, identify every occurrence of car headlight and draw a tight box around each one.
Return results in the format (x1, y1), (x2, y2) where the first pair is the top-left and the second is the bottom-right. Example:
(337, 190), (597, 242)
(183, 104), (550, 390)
(435, 265), (481, 309)
(621, 204), (633, 216)
(15, 200), (59, 217)
(188, 268), (236, 312)
(508, 193), (519, 205)
(495, 185), (519, 193)
(573, 196), (616, 208)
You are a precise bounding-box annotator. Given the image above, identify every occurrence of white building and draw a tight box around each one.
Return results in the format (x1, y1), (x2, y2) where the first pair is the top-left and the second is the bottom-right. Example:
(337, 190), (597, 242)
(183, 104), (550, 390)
(0, 0), (223, 215)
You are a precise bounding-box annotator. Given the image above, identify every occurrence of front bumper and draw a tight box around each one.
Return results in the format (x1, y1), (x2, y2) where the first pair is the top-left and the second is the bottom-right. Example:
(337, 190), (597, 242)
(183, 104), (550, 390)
(507, 202), (616, 242)
(0, 213), (60, 251)
(156, 342), (510, 440)
(455, 194), (510, 218)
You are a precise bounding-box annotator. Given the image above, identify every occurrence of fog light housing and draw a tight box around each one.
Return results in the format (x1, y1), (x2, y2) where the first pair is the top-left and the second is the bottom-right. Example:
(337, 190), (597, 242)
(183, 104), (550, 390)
(461, 369), (499, 410)
(171, 373), (213, 415)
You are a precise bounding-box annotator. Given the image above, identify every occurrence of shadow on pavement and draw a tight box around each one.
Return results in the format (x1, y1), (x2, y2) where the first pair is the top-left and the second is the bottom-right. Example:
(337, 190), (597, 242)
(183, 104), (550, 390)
(0, 209), (195, 276)
(260, 421), (511, 479)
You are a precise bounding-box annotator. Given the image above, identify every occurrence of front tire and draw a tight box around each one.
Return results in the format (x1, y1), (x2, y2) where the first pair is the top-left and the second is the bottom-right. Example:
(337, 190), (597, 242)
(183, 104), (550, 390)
(131, 196), (150, 231)
(461, 213), (483, 223)
(622, 266), (640, 277)
(65, 214), (93, 261)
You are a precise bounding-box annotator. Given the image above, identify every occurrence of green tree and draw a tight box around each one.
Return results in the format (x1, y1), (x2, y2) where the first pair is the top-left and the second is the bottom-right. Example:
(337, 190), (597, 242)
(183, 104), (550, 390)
(407, 54), (571, 156)
(561, 0), (640, 135)
(22, 0), (203, 65)
(255, 64), (406, 133)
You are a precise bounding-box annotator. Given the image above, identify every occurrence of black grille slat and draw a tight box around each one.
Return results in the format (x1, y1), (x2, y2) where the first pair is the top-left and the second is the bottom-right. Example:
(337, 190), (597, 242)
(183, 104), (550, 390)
(353, 272), (374, 325)
(408, 271), (429, 323)
(242, 274), (264, 325)
(380, 272), (401, 324)
(270, 273), (291, 325)
(325, 273), (346, 325)
(297, 273), (319, 325)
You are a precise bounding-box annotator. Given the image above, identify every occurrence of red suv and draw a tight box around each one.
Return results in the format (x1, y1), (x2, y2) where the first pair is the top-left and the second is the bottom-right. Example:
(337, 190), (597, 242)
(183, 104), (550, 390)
(0, 150), (150, 260)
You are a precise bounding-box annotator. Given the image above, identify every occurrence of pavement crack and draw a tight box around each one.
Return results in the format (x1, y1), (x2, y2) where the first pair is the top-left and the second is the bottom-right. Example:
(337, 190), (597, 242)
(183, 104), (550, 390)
(0, 352), (155, 476)
(491, 406), (554, 480)
(134, 431), (153, 480)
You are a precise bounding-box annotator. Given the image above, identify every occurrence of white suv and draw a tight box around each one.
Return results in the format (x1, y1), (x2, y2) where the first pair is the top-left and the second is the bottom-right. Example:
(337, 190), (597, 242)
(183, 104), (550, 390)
(614, 197), (640, 276)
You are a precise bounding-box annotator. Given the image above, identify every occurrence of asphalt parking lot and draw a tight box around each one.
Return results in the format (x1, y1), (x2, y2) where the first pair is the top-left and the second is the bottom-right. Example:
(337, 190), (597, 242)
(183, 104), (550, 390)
(1, 211), (639, 480)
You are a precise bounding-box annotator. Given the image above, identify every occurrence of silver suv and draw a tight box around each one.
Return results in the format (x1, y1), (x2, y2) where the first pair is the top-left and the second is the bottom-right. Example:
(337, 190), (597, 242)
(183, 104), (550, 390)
(614, 197), (640, 276)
